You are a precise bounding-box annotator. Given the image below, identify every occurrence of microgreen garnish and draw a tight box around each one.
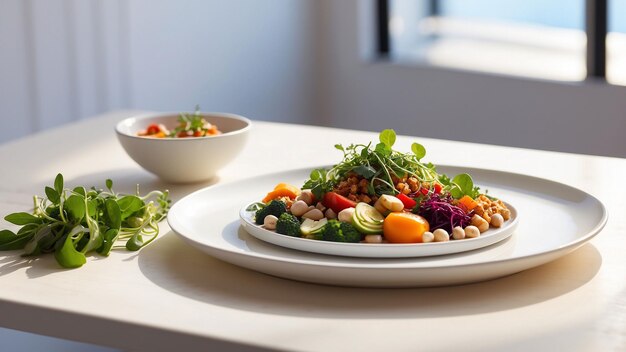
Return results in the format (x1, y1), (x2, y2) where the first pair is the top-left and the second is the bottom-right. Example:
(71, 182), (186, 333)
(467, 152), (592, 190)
(0, 174), (170, 268)
(168, 105), (211, 138)
(303, 130), (439, 198)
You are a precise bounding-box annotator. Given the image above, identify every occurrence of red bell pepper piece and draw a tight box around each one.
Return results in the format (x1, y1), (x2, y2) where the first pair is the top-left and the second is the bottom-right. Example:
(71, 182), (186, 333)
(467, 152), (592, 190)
(396, 193), (417, 209)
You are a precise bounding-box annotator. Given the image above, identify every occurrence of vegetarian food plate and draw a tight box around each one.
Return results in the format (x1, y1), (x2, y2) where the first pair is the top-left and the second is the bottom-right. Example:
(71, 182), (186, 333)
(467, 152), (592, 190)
(240, 130), (517, 254)
(169, 165), (607, 287)
(239, 202), (518, 258)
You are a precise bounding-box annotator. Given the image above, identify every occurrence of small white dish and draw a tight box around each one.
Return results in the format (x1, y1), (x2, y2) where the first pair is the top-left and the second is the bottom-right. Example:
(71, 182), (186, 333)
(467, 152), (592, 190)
(239, 202), (518, 258)
(168, 165), (607, 287)
(116, 111), (251, 183)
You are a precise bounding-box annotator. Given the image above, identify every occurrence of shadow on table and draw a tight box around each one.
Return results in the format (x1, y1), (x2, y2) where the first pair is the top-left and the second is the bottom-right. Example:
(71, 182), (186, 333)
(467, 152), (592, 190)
(0, 253), (63, 278)
(137, 230), (603, 319)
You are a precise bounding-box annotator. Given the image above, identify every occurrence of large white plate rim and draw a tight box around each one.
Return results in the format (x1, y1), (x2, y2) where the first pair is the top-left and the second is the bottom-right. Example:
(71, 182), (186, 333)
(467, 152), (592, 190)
(168, 165), (608, 271)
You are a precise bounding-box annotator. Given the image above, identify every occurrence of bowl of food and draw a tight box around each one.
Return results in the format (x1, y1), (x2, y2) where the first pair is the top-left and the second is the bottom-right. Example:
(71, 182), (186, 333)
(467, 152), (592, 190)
(116, 110), (251, 183)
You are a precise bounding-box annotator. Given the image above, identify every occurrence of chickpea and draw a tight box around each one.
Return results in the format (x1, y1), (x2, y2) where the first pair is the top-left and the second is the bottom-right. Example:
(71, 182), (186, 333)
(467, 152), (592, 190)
(464, 225), (480, 238)
(338, 207), (355, 223)
(490, 213), (504, 228)
(433, 229), (450, 242)
(290, 200), (309, 217)
(422, 231), (434, 243)
(452, 226), (465, 240)
(364, 234), (383, 243)
(263, 215), (278, 230)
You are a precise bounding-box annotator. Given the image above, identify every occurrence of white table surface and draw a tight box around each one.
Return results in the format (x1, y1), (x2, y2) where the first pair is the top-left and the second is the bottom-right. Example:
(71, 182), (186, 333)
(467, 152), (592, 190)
(0, 110), (624, 352)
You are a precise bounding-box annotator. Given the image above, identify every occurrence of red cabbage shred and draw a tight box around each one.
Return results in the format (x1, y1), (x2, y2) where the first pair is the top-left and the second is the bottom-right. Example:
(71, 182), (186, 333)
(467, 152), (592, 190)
(417, 194), (471, 234)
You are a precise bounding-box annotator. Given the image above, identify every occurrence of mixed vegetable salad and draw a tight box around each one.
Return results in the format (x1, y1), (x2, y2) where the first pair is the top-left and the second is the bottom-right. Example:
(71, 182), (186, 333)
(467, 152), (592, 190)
(251, 130), (511, 244)
(138, 107), (221, 138)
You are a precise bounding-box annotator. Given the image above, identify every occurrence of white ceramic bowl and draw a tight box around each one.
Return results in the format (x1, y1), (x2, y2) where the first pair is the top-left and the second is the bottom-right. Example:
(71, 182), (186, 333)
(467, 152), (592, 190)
(116, 112), (251, 183)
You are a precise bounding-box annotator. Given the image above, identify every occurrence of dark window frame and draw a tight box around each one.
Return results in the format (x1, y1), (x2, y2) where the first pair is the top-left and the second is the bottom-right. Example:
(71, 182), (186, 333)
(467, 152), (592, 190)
(376, 0), (608, 81)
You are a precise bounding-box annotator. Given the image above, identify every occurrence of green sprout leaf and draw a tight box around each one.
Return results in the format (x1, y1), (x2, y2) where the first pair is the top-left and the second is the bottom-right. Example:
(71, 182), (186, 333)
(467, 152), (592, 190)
(411, 142), (426, 160)
(5, 212), (43, 226)
(379, 129), (396, 148)
(54, 173), (64, 195)
(55, 230), (87, 268)
(0, 174), (170, 269)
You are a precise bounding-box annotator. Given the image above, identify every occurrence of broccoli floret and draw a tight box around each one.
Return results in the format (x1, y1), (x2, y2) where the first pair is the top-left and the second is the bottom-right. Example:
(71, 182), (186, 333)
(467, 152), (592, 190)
(276, 213), (301, 237)
(321, 220), (362, 243)
(255, 200), (287, 225)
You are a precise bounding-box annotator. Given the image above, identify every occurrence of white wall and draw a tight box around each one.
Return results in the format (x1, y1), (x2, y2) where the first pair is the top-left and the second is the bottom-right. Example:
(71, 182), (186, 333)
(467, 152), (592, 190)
(0, 0), (318, 144)
(127, 0), (318, 123)
(316, 0), (626, 158)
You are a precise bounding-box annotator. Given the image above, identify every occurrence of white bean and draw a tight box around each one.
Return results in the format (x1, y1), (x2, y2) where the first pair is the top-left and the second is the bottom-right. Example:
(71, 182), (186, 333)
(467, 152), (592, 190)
(433, 229), (450, 242)
(325, 208), (337, 220)
(490, 213), (504, 228)
(315, 202), (326, 212)
(379, 194), (404, 212)
(364, 234), (383, 243)
(302, 208), (324, 221)
(464, 225), (480, 238)
(296, 190), (315, 205)
(338, 207), (355, 223)
(374, 198), (389, 215)
(263, 215), (278, 230)
(290, 200), (309, 217)
(452, 226), (465, 240)
(422, 231), (434, 243)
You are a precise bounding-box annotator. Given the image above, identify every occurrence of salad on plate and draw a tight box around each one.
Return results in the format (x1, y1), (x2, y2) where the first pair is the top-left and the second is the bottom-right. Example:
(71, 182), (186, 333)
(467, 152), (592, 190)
(248, 130), (512, 245)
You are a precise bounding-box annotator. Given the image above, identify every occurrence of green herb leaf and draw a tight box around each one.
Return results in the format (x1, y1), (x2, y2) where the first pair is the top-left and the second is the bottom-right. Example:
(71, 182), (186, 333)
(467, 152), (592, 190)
(117, 195), (144, 219)
(379, 129), (396, 148)
(374, 142), (391, 157)
(97, 228), (119, 256)
(246, 202), (265, 212)
(5, 212), (42, 226)
(73, 186), (86, 196)
(65, 195), (85, 221)
(105, 179), (113, 191)
(450, 173), (479, 199)
(0, 229), (34, 250)
(54, 173), (64, 195)
(352, 165), (376, 179)
(334, 144), (344, 151)
(45, 187), (60, 204)
(125, 234), (144, 251)
(54, 232), (86, 268)
(104, 198), (121, 230)
(411, 142), (426, 160)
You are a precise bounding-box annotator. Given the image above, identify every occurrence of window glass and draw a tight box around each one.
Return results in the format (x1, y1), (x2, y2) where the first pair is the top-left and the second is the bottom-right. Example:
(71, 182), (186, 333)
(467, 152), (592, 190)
(607, 0), (626, 85)
(390, 0), (586, 81)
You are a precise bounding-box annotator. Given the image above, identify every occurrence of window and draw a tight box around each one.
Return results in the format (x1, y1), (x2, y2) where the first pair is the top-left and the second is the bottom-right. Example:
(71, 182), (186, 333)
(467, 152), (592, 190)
(379, 0), (623, 84)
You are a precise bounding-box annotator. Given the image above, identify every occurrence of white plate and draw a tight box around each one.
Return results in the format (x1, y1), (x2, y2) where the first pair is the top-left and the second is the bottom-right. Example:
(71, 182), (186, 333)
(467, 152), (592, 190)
(168, 166), (607, 287)
(239, 202), (518, 258)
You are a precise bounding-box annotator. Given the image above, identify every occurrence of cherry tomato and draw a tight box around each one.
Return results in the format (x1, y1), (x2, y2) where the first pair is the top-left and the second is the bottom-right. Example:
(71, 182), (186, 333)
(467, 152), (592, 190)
(434, 183), (442, 194)
(396, 193), (417, 209)
(146, 124), (160, 135)
(322, 192), (357, 213)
